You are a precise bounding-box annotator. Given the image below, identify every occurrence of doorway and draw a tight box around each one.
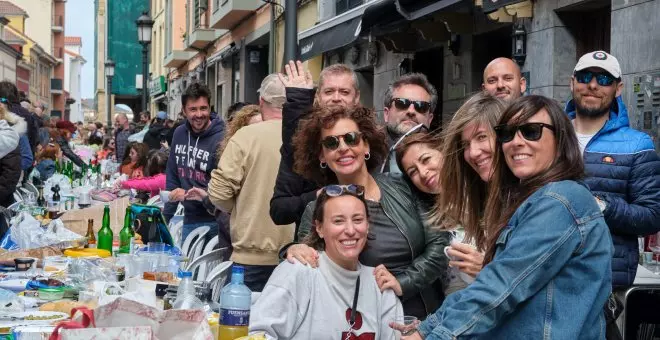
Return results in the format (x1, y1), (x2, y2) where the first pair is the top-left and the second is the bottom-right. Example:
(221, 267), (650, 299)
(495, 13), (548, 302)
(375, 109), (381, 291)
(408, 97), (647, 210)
(414, 47), (444, 131)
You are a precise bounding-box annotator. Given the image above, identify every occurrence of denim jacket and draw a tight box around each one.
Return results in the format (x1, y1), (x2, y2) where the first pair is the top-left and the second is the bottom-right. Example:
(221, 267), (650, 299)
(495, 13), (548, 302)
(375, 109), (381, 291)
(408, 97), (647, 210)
(418, 180), (613, 340)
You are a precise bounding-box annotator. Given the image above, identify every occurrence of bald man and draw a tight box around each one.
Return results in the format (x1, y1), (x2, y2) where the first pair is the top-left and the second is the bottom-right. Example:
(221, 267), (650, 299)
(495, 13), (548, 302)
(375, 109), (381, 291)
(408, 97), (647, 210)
(114, 113), (132, 160)
(482, 58), (526, 102)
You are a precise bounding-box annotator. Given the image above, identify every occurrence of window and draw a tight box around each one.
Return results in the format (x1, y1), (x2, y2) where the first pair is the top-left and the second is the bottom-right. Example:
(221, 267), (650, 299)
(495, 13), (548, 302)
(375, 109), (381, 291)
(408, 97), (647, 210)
(336, 0), (363, 15)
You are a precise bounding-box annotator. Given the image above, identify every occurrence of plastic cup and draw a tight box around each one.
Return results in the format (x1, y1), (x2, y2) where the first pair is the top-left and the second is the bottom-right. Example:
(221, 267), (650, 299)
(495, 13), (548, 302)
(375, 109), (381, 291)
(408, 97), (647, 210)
(392, 316), (419, 336)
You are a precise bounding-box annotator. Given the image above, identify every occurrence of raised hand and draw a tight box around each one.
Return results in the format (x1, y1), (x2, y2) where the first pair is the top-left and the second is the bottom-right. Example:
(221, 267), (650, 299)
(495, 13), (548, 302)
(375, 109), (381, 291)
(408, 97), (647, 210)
(278, 60), (313, 89)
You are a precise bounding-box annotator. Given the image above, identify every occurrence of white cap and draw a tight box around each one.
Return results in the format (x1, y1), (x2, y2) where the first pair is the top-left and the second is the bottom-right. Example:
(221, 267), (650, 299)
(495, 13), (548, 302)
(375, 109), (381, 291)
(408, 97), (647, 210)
(574, 51), (621, 79)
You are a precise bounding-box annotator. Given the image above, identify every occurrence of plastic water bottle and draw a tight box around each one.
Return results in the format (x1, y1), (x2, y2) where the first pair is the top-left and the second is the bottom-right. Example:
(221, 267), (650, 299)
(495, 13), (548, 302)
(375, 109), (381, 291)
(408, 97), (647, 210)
(218, 265), (251, 340)
(173, 271), (203, 310)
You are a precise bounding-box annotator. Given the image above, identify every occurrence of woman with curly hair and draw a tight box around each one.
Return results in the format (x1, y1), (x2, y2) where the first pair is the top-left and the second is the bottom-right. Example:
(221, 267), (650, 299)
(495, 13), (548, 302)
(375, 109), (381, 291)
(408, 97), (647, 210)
(217, 104), (262, 156)
(284, 105), (450, 319)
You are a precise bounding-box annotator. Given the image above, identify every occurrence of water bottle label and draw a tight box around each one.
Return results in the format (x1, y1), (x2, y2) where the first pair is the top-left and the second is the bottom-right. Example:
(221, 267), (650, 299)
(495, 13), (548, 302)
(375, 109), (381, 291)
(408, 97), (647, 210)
(219, 308), (250, 326)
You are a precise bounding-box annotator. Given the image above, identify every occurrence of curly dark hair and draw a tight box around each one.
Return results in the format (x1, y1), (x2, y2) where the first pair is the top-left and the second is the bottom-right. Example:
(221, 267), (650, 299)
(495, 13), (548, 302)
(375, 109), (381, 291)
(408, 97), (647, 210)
(292, 106), (387, 185)
(302, 190), (370, 251)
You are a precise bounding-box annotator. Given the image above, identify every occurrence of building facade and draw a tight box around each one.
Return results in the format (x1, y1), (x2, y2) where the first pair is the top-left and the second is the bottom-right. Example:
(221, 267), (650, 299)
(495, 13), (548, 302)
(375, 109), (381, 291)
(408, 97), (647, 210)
(94, 0), (149, 123)
(294, 0), (660, 145)
(64, 36), (85, 123)
(149, 0), (168, 115)
(0, 18), (20, 82)
(0, 1), (57, 112)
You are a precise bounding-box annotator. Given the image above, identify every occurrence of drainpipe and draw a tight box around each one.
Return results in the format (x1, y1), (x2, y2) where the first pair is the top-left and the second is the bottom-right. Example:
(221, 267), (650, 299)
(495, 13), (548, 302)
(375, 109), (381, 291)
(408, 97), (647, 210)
(269, 2), (276, 73)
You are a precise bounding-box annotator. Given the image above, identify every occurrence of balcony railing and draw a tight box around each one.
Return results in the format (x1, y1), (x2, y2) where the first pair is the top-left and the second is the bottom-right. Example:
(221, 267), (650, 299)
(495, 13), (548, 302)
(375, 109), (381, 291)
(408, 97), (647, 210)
(51, 78), (63, 93)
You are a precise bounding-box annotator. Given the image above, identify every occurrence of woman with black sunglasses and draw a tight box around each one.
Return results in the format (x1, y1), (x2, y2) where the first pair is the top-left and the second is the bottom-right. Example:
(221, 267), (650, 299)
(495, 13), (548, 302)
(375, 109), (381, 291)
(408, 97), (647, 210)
(397, 95), (612, 339)
(250, 185), (402, 339)
(284, 105), (450, 319)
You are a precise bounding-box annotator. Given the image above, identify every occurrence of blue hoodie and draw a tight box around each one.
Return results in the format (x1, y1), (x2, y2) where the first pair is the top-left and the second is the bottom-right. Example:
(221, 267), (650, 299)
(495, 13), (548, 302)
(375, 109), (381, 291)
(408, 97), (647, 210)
(566, 96), (660, 288)
(164, 114), (225, 224)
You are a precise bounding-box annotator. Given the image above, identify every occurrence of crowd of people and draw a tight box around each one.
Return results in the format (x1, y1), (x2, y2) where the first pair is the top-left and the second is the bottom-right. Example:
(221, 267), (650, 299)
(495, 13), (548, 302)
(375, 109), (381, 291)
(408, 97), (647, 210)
(1, 48), (659, 339)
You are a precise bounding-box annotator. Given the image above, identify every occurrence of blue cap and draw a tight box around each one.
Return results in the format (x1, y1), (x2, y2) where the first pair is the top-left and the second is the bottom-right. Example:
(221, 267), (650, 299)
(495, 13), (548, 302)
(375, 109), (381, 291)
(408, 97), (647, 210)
(232, 265), (244, 274)
(156, 111), (167, 120)
(180, 271), (192, 277)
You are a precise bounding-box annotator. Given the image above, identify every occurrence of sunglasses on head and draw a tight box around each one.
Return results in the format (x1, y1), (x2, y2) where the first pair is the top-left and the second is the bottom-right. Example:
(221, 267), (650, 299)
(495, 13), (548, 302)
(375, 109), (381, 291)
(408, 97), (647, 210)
(321, 131), (362, 150)
(574, 70), (617, 87)
(391, 98), (432, 114)
(494, 122), (556, 143)
(323, 184), (365, 197)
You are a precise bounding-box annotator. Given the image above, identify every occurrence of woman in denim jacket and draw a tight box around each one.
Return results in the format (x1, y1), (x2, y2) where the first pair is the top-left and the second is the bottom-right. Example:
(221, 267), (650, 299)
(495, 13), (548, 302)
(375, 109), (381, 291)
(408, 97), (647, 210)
(399, 96), (613, 339)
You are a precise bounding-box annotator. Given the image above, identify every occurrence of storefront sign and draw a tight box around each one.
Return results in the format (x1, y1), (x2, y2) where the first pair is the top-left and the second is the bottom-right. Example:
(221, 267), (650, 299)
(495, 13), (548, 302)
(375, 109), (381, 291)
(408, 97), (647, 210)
(482, 0), (526, 13)
(149, 76), (167, 96)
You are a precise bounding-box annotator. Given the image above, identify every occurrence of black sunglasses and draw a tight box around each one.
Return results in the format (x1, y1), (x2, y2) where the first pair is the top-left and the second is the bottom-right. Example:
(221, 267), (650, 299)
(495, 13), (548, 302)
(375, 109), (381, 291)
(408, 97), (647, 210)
(391, 98), (432, 114)
(323, 184), (365, 197)
(494, 123), (556, 143)
(321, 132), (362, 150)
(574, 70), (617, 87)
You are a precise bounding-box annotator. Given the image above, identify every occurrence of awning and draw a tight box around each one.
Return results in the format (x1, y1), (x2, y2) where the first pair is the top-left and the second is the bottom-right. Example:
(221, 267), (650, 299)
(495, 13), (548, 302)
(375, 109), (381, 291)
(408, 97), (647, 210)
(299, 16), (362, 61)
(362, 0), (462, 33)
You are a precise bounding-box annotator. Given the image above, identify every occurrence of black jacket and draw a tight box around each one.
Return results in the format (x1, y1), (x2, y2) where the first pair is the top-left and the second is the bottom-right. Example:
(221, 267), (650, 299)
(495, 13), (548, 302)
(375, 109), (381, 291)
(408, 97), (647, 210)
(299, 173), (451, 317)
(11, 103), (38, 154)
(143, 121), (169, 150)
(55, 136), (85, 168)
(269, 88), (320, 229)
(0, 147), (21, 208)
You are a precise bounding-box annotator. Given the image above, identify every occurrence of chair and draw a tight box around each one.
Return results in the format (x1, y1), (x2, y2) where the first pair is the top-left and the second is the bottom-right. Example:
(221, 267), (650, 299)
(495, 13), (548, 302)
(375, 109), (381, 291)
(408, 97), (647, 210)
(181, 226), (210, 258)
(146, 195), (161, 206)
(186, 247), (228, 281)
(188, 233), (208, 264)
(12, 191), (23, 204)
(202, 236), (219, 255)
(23, 182), (38, 198)
(207, 261), (233, 303)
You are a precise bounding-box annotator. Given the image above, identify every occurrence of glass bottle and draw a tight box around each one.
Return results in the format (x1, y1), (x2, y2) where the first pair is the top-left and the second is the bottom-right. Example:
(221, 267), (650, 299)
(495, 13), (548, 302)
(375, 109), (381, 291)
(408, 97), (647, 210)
(118, 206), (134, 254)
(85, 219), (96, 248)
(97, 205), (113, 254)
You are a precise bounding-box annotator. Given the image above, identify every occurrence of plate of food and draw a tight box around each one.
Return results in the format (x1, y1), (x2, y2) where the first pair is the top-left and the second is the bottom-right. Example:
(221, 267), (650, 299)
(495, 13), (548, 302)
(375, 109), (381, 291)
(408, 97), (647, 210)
(3, 311), (69, 323)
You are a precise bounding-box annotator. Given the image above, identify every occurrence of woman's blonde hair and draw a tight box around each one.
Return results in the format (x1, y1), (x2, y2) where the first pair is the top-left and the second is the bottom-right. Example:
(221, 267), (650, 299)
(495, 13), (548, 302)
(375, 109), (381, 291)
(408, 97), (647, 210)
(428, 92), (506, 251)
(217, 105), (261, 157)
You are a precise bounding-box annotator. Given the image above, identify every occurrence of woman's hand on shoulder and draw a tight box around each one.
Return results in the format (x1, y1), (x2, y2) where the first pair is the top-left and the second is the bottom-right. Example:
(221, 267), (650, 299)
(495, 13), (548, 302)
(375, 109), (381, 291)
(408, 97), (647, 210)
(374, 265), (403, 296)
(446, 242), (484, 277)
(286, 243), (319, 267)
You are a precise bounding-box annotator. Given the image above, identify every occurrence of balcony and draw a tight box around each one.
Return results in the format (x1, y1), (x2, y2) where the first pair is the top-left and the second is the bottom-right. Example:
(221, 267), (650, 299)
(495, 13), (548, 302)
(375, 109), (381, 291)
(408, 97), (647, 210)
(164, 50), (196, 68)
(185, 24), (222, 51)
(51, 78), (63, 94)
(52, 15), (64, 32)
(211, 0), (261, 30)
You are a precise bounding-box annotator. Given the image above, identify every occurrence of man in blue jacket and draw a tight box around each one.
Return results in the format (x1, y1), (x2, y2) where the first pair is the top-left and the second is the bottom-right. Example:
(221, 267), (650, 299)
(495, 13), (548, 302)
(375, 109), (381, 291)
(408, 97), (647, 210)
(566, 51), (660, 289)
(163, 83), (225, 244)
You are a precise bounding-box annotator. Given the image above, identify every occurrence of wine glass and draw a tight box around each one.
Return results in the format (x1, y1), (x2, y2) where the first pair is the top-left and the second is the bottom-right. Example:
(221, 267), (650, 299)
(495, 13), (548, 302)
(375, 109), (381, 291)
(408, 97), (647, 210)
(649, 232), (660, 275)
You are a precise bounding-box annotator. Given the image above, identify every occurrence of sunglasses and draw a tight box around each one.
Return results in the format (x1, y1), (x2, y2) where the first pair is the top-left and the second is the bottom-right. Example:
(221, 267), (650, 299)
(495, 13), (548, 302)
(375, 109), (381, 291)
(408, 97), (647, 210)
(321, 132), (362, 150)
(574, 70), (617, 87)
(323, 184), (365, 197)
(391, 98), (432, 114)
(494, 123), (556, 143)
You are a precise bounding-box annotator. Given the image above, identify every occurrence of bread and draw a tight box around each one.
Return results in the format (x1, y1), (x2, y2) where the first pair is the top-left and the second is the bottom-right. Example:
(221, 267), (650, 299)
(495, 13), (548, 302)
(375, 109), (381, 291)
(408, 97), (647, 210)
(39, 300), (97, 314)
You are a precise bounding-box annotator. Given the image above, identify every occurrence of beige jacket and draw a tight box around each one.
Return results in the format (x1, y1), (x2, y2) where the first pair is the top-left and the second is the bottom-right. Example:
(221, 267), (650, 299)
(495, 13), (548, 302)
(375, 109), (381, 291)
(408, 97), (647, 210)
(208, 119), (294, 266)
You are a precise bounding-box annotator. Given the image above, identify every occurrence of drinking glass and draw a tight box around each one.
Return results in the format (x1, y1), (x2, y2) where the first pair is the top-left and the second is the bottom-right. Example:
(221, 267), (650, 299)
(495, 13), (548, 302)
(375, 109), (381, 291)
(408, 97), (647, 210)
(650, 233), (660, 275)
(392, 316), (419, 336)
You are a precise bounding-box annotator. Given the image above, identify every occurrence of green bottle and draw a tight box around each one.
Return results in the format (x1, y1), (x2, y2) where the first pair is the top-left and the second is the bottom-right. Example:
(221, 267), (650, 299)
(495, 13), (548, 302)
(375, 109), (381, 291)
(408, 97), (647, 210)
(119, 206), (134, 254)
(97, 205), (113, 254)
(55, 159), (61, 174)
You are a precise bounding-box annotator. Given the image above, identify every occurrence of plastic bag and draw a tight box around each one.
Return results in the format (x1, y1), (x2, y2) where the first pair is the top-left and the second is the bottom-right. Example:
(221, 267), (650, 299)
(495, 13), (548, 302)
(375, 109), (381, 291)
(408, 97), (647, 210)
(6, 213), (82, 250)
(65, 258), (117, 291)
(0, 287), (25, 313)
(128, 129), (147, 143)
(97, 282), (158, 308)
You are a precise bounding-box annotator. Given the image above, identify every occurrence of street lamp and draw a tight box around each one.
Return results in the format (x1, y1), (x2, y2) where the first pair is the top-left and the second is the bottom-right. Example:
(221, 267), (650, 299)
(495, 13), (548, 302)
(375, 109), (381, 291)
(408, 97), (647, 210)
(512, 22), (527, 68)
(136, 11), (154, 113)
(104, 59), (115, 132)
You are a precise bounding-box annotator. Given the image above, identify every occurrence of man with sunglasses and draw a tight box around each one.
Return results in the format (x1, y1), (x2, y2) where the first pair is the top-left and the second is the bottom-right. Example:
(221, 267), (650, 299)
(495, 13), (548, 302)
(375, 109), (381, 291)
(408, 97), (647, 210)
(566, 51), (660, 292)
(381, 73), (437, 173)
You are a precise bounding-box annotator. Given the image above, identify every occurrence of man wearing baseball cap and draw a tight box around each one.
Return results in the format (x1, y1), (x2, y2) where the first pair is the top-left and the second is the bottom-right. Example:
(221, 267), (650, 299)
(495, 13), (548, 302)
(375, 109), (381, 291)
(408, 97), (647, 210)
(207, 73), (294, 291)
(566, 51), (660, 293)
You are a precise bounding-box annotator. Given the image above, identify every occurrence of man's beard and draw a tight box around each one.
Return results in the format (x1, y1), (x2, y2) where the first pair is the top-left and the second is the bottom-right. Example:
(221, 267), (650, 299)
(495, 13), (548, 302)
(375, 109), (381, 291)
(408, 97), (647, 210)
(387, 120), (417, 137)
(575, 94), (615, 118)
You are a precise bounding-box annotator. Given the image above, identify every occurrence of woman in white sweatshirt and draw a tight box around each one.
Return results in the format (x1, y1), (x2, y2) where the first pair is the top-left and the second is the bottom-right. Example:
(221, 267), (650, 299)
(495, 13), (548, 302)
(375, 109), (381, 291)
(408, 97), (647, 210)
(250, 184), (403, 339)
